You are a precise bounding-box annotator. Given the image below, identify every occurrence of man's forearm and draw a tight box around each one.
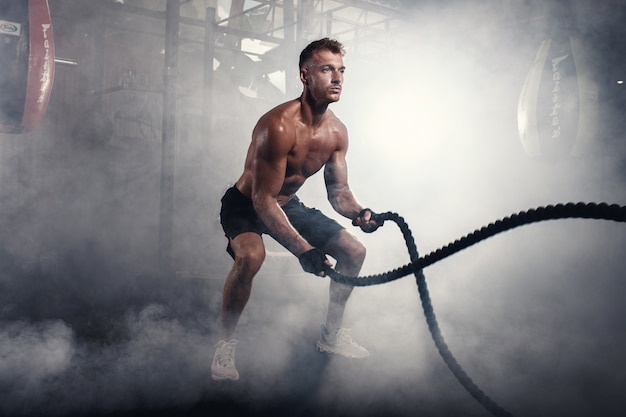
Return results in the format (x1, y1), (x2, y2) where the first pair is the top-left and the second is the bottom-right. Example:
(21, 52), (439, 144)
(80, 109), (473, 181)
(328, 187), (362, 220)
(255, 199), (312, 255)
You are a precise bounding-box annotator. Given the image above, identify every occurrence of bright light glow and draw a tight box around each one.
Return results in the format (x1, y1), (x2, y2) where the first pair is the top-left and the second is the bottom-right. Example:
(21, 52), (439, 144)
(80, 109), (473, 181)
(340, 41), (488, 195)
(617, 80), (624, 85)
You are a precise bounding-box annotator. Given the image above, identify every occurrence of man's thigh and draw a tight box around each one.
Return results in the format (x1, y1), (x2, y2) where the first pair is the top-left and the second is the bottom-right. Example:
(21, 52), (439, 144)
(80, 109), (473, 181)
(282, 199), (344, 249)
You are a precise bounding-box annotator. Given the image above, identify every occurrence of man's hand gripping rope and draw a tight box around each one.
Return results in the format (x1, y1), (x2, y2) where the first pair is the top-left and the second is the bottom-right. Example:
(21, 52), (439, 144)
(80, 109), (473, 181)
(298, 248), (332, 276)
(352, 208), (384, 233)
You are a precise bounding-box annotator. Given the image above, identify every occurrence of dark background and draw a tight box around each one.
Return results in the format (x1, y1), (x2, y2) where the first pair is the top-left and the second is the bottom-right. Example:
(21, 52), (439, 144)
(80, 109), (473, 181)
(0, 1), (625, 416)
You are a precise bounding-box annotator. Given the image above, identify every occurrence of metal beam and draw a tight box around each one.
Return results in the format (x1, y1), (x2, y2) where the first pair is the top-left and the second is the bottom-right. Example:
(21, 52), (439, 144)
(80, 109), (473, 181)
(203, 6), (216, 128)
(158, 0), (180, 274)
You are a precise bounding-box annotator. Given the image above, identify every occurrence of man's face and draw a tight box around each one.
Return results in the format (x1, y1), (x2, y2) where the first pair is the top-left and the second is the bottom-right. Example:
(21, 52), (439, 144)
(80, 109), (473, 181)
(302, 50), (345, 103)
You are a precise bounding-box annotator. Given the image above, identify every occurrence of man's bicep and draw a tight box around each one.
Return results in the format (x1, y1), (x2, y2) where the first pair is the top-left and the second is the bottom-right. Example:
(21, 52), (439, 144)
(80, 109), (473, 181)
(252, 155), (286, 199)
(251, 125), (290, 200)
(325, 122), (350, 187)
(324, 150), (349, 193)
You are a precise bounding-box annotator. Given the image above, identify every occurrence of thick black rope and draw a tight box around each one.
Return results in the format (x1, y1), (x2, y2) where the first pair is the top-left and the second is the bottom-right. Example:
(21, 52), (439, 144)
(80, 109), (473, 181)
(327, 202), (626, 417)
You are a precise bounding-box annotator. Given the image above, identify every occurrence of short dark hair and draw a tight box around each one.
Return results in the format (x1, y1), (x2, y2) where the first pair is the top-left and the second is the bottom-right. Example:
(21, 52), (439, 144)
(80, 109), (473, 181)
(298, 38), (345, 69)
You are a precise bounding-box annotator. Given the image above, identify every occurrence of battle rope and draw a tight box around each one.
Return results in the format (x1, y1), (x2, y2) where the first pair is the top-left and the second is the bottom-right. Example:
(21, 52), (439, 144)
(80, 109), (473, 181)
(327, 202), (626, 417)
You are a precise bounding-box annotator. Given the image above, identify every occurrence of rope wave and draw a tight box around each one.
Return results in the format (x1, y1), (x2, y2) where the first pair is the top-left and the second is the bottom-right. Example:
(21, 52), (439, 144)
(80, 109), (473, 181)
(329, 202), (626, 286)
(327, 202), (626, 417)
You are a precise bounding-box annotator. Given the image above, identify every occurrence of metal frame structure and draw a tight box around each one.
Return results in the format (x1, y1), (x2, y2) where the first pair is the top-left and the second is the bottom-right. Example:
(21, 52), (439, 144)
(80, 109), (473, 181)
(98, 0), (411, 103)
(214, 0), (406, 43)
(210, 0), (408, 89)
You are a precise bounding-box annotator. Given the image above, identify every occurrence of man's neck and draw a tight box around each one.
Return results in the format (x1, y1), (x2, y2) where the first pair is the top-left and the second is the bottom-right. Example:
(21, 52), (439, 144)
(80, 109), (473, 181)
(299, 94), (329, 126)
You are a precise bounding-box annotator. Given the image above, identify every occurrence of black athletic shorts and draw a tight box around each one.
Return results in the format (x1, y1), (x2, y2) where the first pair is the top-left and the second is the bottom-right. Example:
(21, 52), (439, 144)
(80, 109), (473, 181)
(220, 185), (344, 258)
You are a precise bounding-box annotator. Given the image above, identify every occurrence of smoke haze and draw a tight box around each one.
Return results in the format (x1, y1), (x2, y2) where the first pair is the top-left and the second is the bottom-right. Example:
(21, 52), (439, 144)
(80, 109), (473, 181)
(1, 1), (625, 416)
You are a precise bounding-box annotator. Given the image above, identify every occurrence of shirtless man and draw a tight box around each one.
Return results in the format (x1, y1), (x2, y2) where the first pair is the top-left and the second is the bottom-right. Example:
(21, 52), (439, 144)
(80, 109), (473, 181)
(211, 38), (380, 381)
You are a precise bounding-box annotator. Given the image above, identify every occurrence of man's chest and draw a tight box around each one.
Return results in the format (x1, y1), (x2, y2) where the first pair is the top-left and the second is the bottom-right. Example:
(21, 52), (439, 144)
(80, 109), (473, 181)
(287, 133), (336, 178)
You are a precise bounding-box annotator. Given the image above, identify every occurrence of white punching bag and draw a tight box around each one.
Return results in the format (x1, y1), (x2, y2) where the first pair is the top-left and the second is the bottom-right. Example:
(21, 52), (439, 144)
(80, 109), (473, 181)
(517, 33), (599, 158)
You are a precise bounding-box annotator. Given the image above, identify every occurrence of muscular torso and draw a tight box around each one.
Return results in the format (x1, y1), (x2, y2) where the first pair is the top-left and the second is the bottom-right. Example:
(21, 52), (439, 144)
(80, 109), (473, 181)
(235, 98), (346, 205)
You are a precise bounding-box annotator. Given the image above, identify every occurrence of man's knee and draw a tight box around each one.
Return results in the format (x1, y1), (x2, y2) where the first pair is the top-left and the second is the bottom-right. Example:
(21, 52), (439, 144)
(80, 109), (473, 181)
(349, 240), (366, 266)
(326, 231), (366, 266)
(230, 234), (266, 276)
(234, 245), (265, 272)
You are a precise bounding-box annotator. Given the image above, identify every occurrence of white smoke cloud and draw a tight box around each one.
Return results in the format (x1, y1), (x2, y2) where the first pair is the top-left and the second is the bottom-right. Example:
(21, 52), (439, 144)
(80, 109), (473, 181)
(0, 1), (625, 417)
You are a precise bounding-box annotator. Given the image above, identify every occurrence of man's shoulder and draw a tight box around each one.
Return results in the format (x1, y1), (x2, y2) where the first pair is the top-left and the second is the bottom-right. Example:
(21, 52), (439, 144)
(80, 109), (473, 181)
(324, 110), (347, 136)
(251, 100), (301, 147)
(263, 99), (300, 120)
(325, 109), (344, 125)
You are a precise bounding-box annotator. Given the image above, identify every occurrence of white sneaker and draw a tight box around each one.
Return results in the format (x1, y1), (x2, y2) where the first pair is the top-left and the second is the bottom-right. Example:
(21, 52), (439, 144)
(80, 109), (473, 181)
(211, 339), (240, 381)
(316, 325), (370, 358)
